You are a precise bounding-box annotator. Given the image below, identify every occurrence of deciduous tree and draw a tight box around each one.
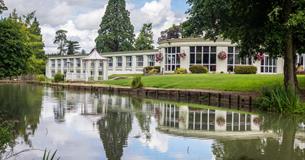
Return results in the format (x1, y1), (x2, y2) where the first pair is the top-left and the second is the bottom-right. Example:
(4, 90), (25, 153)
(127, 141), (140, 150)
(184, 0), (305, 91)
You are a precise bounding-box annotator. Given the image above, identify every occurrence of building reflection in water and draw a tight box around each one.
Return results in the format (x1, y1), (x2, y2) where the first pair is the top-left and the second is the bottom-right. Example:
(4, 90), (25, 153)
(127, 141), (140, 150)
(158, 105), (260, 132)
(49, 89), (305, 160)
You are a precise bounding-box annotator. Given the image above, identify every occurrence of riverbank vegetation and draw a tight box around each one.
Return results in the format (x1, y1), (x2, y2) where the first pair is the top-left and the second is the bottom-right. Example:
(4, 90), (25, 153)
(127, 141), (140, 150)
(103, 74), (305, 92)
(0, 5), (46, 80)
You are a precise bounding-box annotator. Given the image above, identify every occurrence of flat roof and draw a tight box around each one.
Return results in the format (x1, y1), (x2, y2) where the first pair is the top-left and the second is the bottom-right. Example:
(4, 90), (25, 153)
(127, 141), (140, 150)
(158, 37), (232, 44)
(47, 49), (159, 58)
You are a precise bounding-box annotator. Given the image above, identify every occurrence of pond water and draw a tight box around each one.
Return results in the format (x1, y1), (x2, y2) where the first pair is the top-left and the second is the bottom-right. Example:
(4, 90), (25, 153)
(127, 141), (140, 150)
(0, 84), (305, 160)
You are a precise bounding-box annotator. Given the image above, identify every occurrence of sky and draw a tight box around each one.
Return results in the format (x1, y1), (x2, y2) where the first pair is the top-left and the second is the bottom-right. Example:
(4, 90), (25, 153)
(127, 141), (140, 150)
(3, 0), (189, 54)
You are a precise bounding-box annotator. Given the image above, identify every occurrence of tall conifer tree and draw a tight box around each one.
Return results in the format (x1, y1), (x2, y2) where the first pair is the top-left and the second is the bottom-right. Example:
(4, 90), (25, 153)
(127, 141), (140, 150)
(95, 0), (135, 52)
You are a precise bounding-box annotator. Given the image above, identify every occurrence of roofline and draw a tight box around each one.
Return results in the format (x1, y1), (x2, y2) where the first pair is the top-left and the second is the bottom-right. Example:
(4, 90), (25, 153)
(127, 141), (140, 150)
(47, 49), (159, 58)
(158, 37), (232, 44)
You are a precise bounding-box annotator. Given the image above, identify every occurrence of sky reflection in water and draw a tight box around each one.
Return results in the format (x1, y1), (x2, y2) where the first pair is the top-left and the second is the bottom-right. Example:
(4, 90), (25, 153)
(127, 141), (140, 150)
(0, 84), (305, 160)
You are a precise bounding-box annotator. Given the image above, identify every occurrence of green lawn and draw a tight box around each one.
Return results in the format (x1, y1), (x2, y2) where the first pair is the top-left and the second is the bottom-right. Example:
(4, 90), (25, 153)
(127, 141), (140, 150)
(102, 74), (305, 92)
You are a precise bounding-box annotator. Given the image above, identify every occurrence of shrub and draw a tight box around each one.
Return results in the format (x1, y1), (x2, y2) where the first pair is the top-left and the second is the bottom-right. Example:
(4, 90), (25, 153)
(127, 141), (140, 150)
(234, 66), (257, 74)
(131, 76), (143, 89)
(189, 65), (208, 74)
(175, 68), (187, 74)
(144, 66), (161, 74)
(255, 86), (305, 113)
(36, 74), (46, 82)
(148, 69), (159, 75)
(54, 72), (64, 82)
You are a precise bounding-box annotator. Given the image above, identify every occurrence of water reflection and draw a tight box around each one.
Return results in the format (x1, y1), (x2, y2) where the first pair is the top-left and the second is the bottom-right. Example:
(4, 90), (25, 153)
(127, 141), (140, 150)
(0, 84), (305, 160)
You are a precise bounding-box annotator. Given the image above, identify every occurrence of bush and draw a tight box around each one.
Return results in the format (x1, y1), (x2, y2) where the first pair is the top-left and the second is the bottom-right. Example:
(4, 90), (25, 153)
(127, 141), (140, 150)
(255, 86), (305, 113)
(148, 69), (159, 75)
(144, 66), (160, 74)
(36, 74), (46, 82)
(189, 65), (208, 74)
(131, 76), (143, 89)
(175, 68), (187, 74)
(234, 66), (257, 74)
(54, 73), (64, 82)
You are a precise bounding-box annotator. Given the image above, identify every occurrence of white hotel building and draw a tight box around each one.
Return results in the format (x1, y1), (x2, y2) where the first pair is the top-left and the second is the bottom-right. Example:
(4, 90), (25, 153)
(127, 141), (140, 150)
(46, 38), (305, 81)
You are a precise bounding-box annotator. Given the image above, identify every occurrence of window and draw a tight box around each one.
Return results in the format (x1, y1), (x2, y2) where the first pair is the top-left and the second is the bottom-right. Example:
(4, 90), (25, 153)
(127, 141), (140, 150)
(51, 60), (55, 67)
(76, 58), (81, 67)
(108, 58), (113, 67)
(116, 57), (122, 67)
(227, 47), (252, 72)
(126, 56), (132, 67)
(165, 47), (181, 71)
(147, 55), (155, 66)
(189, 46), (216, 71)
(261, 55), (277, 73)
(63, 59), (67, 68)
(136, 56), (144, 67)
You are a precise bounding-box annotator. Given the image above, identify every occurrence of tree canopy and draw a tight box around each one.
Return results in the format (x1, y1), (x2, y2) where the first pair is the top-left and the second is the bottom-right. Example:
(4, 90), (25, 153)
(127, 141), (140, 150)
(54, 29), (68, 55)
(66, 40), (80, 55)
(158, 24), (182, 42)
(0, 0), (7, 14)
(0, 19), (31, 78)
(95, 0), (135, 52)
(135, 23), (154, 50)
(184, 0), (305, 90)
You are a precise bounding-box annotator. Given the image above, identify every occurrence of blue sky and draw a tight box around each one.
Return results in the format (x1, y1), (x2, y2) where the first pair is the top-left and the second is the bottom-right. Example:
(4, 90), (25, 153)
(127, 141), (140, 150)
(4, 0), (188, 53)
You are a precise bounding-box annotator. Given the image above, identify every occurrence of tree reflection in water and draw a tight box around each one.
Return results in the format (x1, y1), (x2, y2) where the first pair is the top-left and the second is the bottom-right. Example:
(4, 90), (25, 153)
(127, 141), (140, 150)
(98, 111), (132, 160)
(212, 114), (305, 160)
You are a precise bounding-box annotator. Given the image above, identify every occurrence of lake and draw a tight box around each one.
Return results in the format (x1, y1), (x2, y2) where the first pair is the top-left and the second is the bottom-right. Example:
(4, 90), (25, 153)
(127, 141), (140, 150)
(0, 84), (305, 160)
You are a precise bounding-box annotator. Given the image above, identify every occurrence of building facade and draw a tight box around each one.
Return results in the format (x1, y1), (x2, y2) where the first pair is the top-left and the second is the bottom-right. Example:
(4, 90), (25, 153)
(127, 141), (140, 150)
(46, 38), (305, 80)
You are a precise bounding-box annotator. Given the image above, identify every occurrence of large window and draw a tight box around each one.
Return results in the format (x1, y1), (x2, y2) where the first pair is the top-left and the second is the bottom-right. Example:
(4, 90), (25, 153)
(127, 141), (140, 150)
(165, 47), (180, 71)
(190, 46), (216, 71)
(126, 56), (132, 68)
(261, 55), (277, 73)
(116, 57), (122, 67)
(227, 47), (252, 72)
(147, 55), (155, 66)
(136, 56), (144, 67)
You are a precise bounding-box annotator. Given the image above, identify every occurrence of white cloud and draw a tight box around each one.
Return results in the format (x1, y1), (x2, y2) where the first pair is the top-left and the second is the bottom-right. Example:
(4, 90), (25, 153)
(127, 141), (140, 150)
(4, 0), (186, 53)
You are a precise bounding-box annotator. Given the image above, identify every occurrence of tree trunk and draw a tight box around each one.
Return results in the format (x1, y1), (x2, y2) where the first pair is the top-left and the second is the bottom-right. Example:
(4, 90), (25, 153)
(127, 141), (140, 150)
(283, 32), (298, 91)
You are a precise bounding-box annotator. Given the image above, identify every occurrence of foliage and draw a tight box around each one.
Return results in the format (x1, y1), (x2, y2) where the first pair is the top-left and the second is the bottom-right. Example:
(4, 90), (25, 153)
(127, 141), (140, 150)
(36, 74), (46, 82)
(256, 86), (305, 113)
(131, 76), (143, 89)
(103, 74), (305, 92)
(95, 0), (135, 52)
(135, 23), (154, 50)
(42, 149), (60, 160)
(66, 40), (80, 55)
(54, 73), (64, 82)
(184, 0), (305, 90)
(148, 69), (159, 75)
(0, 18), (31, 78)
(144, 66), (161, 74)
(0, 0), (7, 14)
(189, 65), (208, 74)
(0, 121), (13, 151)
(158, 24), (182, 42)
(81, 49), (86, 55)
(54, 30), (68, 55)
(234, 66), (257, 74)
(175, 68), (187, 74)
(26, 54), (46, 75)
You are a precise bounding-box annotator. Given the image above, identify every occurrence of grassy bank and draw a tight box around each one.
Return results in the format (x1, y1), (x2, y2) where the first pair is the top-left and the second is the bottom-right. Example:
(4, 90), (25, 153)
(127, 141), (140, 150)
(103, 74), (305, 92)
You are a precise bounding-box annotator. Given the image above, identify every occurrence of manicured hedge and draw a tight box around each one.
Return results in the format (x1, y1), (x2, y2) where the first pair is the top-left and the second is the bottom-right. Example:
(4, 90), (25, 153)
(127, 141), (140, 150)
(234, 66), (257, 74)
(189, 65), (208, 74)
(144, 66), (161, 74)
(175, 68), (187, 74)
